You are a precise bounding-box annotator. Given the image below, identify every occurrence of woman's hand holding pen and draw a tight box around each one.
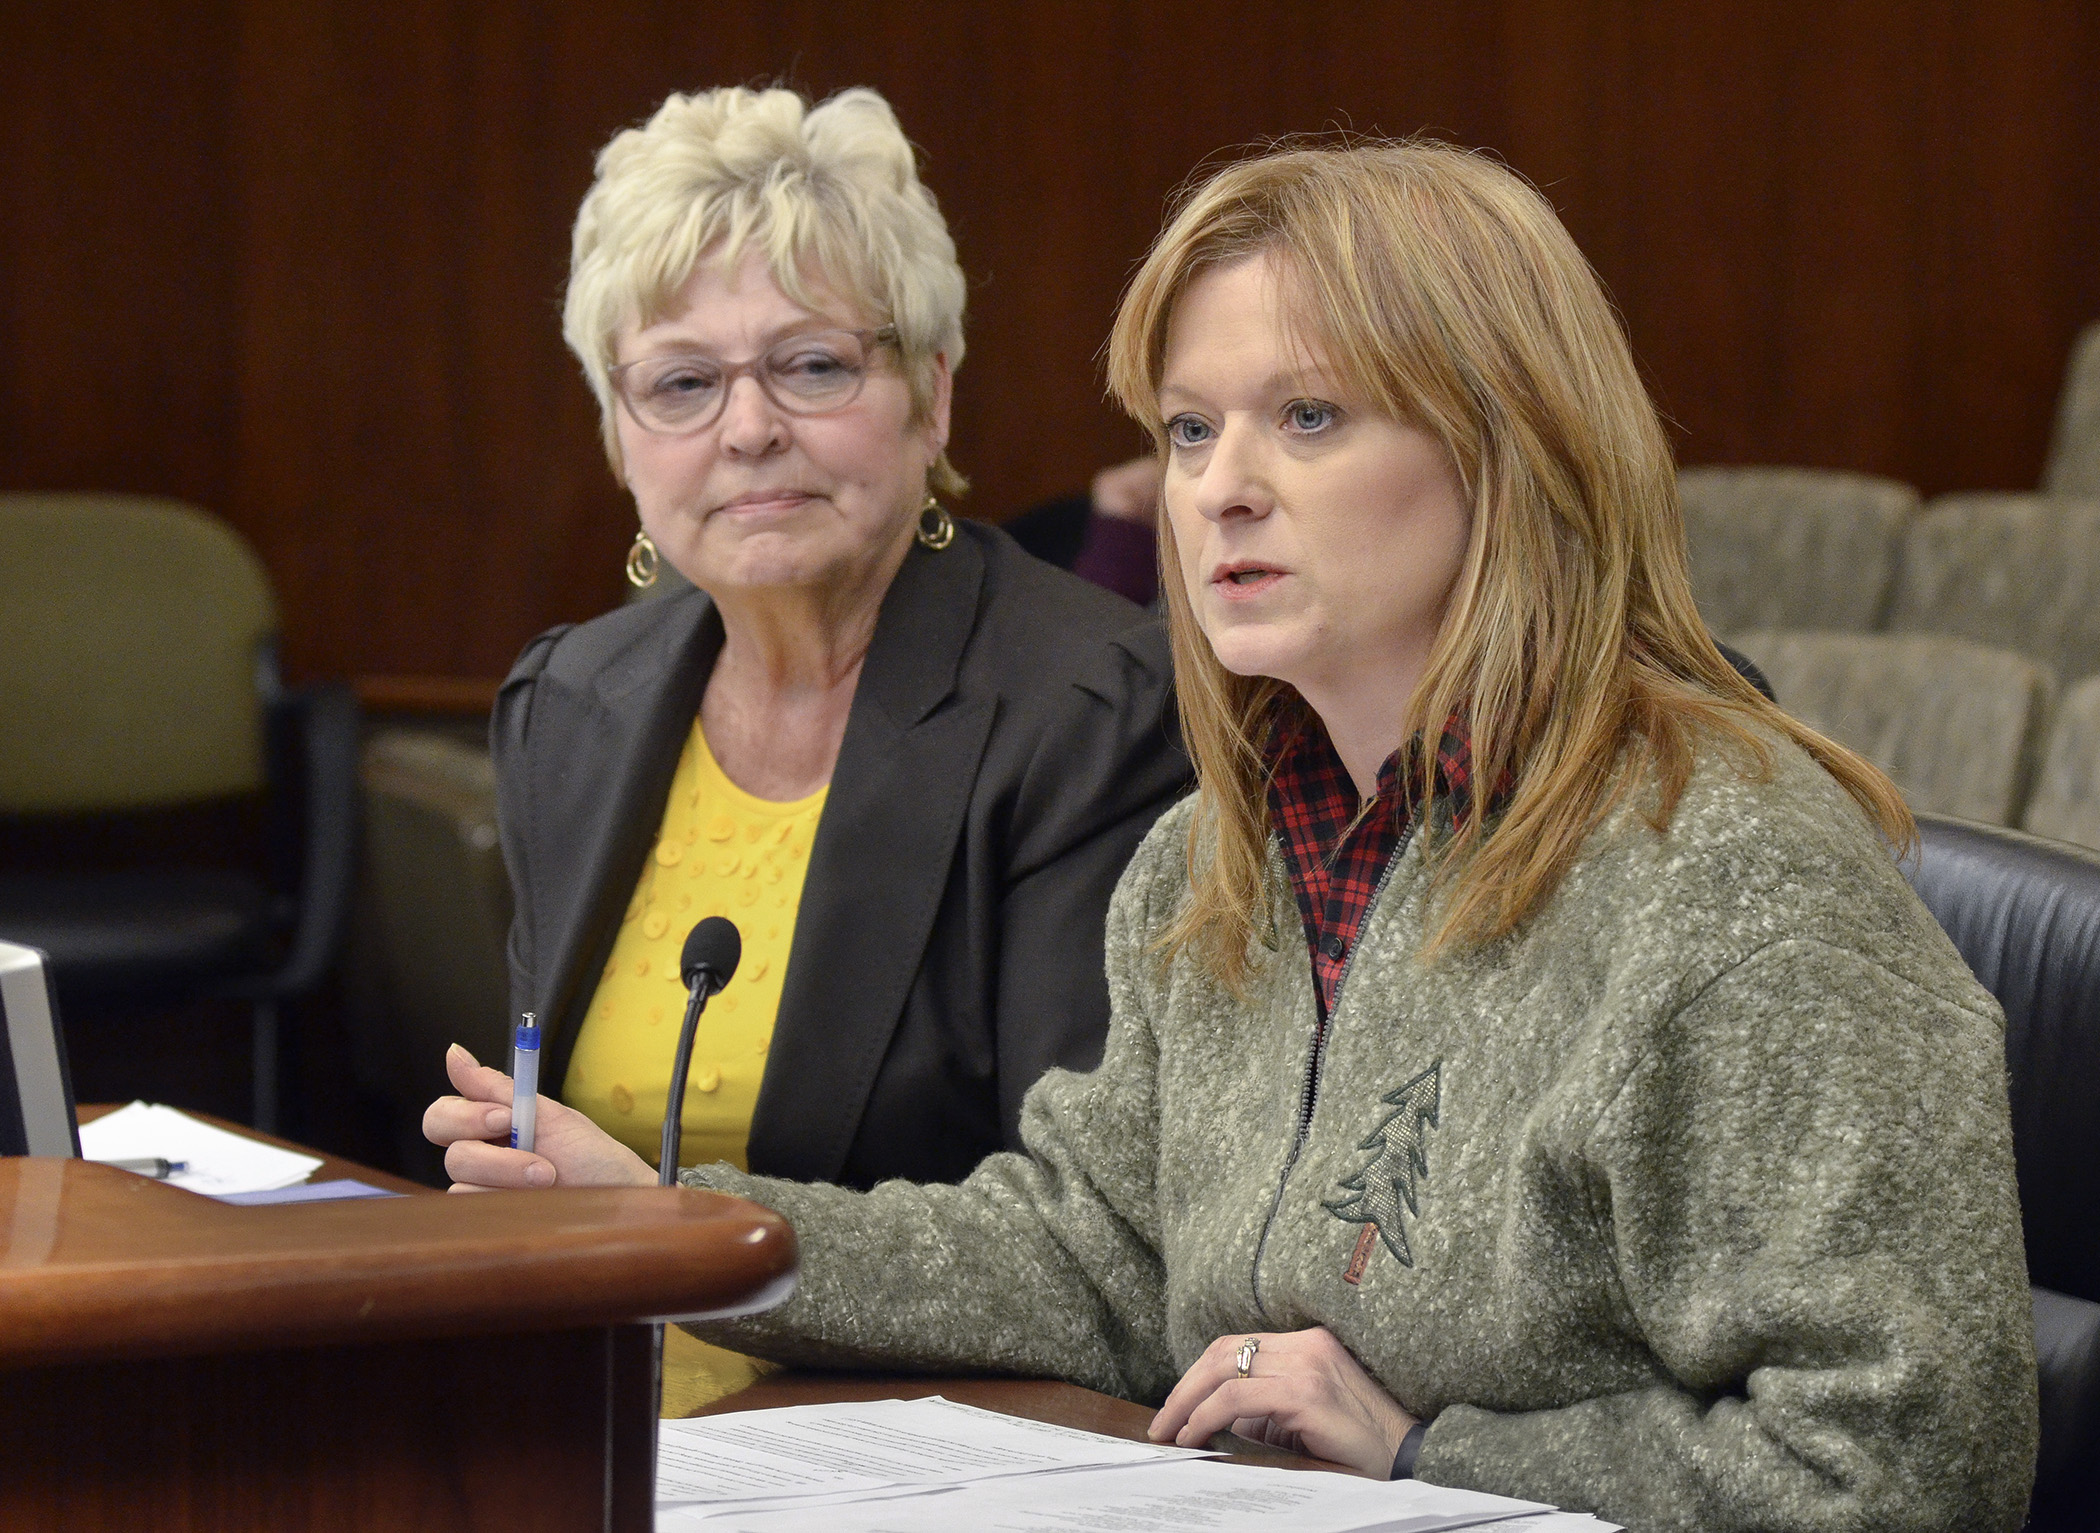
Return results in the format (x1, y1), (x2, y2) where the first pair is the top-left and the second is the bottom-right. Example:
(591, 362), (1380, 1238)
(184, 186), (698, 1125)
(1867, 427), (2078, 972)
(424, 1043), (656, 1191)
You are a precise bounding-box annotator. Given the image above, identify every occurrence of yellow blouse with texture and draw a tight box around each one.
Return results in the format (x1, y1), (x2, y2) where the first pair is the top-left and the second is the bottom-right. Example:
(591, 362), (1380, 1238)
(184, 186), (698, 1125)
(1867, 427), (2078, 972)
(562, 721), (825, 1418)
(564, 720), (825, 1171)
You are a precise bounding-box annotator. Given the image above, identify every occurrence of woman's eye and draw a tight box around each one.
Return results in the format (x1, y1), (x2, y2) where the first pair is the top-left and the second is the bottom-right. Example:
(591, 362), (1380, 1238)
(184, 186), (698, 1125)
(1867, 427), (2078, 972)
(1165, 415), (1213, 448)
(649, 364), (720, 398)
(1285, 399), (1337, 434)
(778, 348), (849, 379)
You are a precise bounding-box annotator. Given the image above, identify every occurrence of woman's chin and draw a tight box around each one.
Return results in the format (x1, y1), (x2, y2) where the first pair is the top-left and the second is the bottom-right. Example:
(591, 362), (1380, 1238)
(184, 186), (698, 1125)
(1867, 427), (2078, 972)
(1202, 628), (1306, 685)
(676, 512), (914, 599)
(676, 536), (844, 595)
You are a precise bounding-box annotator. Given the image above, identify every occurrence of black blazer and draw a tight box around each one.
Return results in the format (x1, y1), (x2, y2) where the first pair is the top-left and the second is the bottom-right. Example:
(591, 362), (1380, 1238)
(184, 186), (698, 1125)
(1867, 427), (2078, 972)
(492, 522), (1190, 1189)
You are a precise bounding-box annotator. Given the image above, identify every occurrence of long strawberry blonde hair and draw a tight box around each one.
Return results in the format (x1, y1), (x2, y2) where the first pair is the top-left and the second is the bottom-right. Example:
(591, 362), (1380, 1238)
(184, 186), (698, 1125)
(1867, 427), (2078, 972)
(1106, 139), (1911, 984)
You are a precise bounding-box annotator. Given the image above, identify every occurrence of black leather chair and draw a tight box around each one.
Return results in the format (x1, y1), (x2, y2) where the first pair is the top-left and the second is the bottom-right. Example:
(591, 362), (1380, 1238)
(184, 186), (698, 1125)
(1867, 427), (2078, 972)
(1902, 815), (2100, 1530)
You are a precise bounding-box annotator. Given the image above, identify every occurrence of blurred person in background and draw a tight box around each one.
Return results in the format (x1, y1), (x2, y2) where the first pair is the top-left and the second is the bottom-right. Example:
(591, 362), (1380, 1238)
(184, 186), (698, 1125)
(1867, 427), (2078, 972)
(1004, 454), (1165, 606)
(429, 83), (1185, 1411)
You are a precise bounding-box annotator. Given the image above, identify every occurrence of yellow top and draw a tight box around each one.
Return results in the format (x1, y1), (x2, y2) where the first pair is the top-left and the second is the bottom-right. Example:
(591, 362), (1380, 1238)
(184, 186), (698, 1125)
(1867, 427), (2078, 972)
(564, 721), (826, 1417)
(563, 720), (826, 1171)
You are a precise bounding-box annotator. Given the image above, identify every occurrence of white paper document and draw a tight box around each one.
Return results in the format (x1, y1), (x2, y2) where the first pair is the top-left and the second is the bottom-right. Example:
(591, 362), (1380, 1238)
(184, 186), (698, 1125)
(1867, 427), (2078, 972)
(662, 1457), (1572, 1533)
(77, 1101), (322, 1196)
(654, 1397), (1619, 1533)
(655, 1396), (1213, 1510)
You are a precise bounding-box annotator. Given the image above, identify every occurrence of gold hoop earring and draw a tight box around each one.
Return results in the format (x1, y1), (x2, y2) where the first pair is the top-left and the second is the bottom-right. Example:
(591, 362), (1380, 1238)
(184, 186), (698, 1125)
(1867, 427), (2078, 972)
(625, 528), (660, 588)
(915, 494), (955, 551)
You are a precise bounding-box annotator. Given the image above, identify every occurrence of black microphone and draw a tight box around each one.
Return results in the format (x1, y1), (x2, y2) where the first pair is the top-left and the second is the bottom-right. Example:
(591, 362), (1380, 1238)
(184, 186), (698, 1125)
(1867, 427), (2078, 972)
(679, 917), (741, 997)
(659, 917), (741, 1187)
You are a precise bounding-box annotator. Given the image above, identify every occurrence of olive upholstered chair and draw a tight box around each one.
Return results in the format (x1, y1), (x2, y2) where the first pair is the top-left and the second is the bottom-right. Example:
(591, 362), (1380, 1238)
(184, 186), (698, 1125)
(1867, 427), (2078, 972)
(2042, 321), (2100, 499)
(1678, 465), (1919, 636)
(1888, 493), (2100, 690)
(0, 493), (358, 1130)
(349, 728), (512, 1178)
(2024, 675), (2100, 857)
(1729, 630), (2053, 826)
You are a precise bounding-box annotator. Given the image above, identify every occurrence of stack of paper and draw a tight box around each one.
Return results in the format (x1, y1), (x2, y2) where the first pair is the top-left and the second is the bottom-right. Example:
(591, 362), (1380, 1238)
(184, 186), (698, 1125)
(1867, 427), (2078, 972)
(78, 1102), (322, 1197)
(654, 1397), (1622, 1532)
(655, 1396), (1215, 1517)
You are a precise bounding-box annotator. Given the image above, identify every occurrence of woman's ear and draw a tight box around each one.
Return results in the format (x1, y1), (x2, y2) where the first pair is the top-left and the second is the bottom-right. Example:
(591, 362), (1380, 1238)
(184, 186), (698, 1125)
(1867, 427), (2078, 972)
(924, 351), (954, 462)
(604, 412), (630, 490)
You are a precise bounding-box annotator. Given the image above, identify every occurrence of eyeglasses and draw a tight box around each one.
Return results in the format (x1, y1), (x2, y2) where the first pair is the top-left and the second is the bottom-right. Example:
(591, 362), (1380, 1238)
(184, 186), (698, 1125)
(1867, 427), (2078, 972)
(607, 326), (899, 435)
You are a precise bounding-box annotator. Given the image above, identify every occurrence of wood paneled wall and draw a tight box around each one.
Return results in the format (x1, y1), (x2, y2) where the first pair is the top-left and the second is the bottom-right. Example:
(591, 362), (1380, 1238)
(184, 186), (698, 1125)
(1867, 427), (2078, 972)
(6, 1), (2097, 680)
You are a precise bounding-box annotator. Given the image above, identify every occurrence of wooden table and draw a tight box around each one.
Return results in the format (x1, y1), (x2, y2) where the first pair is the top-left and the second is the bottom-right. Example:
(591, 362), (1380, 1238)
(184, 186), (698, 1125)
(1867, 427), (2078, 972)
(0, 1112), (797, 1531)
(286, 1109), (1341, 1481)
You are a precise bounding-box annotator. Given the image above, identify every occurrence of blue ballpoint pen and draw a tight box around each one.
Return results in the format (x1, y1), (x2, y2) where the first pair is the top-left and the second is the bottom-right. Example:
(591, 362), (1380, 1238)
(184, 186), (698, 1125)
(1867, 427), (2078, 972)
(90, 1157), (189, 1178)
(509, 1011), (541, 1155)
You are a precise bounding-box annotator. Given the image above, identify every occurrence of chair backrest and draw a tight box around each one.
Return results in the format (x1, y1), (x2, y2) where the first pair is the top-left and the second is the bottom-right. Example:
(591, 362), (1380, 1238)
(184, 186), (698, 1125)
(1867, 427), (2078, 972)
(2043, 321), (2100, 497)
(1888, 492), (2100, 687)
(0, 494), (278, 814)
(351, 730), (513, 1112)
(1901, 817), (2100, 1305)
(1678, 465), (1918, 634)
(1731, 630), (2053, 824)
(2026, 675), (2100, 856)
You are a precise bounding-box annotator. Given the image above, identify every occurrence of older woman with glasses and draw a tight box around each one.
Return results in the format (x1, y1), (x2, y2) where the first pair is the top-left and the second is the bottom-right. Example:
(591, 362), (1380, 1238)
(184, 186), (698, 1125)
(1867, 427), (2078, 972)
(422, 85), (1186, 1409)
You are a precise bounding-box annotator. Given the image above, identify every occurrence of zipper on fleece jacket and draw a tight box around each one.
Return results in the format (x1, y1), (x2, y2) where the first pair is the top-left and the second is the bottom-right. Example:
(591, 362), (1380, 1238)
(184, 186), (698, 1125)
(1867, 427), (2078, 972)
(1249, 829), (1411, 1318)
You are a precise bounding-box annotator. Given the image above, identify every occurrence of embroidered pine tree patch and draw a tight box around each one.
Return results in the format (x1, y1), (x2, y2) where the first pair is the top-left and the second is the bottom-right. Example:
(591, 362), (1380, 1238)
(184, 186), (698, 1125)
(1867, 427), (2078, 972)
(1324, 1061), (1441, 1282)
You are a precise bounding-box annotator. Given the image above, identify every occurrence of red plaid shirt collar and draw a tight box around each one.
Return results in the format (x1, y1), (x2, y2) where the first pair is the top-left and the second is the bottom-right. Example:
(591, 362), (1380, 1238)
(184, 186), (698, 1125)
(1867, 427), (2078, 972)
(1266, 704), (1481, 1017)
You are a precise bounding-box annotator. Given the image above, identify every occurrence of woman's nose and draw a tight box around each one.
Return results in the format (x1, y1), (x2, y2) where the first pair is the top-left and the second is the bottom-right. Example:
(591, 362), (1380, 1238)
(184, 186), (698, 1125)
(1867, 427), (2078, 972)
(1189, 422), (1270, 524)
(717, 375), (790, 458)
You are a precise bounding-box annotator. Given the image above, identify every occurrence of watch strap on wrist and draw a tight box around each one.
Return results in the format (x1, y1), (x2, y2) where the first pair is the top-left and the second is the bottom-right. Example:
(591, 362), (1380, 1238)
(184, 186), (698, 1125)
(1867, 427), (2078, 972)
(1390, 1420), (1429, 1480)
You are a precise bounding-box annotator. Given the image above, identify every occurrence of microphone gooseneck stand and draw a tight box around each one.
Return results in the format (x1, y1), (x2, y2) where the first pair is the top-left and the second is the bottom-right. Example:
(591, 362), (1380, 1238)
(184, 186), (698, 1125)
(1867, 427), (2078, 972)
(651, 917), (743, 1452)
(661, 916), (742, 1186)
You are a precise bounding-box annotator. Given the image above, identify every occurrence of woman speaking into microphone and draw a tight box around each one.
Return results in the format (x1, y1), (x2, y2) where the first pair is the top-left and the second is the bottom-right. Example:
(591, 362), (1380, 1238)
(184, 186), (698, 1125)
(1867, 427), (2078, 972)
(422, 84), (1185, 1410)
(435, 133), (2034, 1528)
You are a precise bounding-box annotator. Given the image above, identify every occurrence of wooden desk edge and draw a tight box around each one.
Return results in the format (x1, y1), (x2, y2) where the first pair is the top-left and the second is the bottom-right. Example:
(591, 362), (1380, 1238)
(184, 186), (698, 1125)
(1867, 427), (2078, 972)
(3, 1141), (797, 1366)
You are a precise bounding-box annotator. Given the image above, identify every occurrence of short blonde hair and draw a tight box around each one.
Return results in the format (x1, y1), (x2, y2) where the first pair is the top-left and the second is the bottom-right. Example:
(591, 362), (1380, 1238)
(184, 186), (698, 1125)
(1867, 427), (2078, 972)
(564, 85), (967, 496)
(1107, 139), (1911, 982)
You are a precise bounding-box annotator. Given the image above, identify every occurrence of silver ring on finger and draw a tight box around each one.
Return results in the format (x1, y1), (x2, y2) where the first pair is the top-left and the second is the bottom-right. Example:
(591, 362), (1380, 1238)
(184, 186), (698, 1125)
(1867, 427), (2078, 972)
(1235, 1337), (1260, 1378)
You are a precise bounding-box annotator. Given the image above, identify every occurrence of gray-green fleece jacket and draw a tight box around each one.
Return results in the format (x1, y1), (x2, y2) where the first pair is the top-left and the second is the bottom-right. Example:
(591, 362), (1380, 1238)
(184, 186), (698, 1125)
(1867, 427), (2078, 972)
(686, 735), (2038, 1532)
